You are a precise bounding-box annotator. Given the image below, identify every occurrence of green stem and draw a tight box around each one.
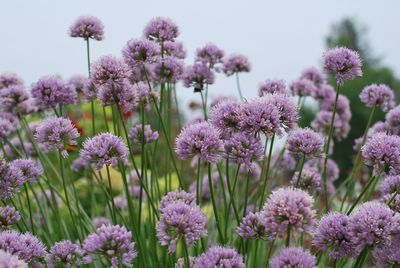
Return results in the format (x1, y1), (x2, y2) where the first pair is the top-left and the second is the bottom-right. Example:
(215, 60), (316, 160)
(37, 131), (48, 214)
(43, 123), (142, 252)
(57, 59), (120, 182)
(346, 174), (379, 215)
(259, 134), (275, 208)
(23, 184), (35, 234)
(295, 155), (306, 187)
(235, 72), (243, 100)
(285, 225), (291, 247)
(208, 163), (224, 243)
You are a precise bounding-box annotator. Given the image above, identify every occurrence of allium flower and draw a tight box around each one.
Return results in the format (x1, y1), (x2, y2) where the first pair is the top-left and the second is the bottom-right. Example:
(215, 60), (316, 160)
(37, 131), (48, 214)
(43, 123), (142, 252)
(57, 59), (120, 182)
(189, 171), (219, 201)
(143, 17), (179, 42)
(194, 246), (244, 268)
(260, 187), (316, 239)
(195, 43), (224, 68)
(46, 240), (85, 268)
(163, 41), (186, 59)
(97, 80), (138, 112)
(83, 224), (137, 267)
(0, 249), (28, 267)
(134, 82), (156, 111)
(321, 94), (352, 121)
(362, 132), (400, 175)
(279, 152), (296, 171)
(300, 67), (326, 88)
(381, 175), (400, 211)
(91, 56), (129, 86)
(223, 132), (263, 169)
(0, 206), (20, 230)
(349, 201), (399, 252)
(290, 166), (321, 192)
(306, 158), (339, 181)
(0, 73), (24, 90)
(153, 56), (184, 83)
(0, 85), (31, 115)
(209, 99), (241, 137)
(129, 124), (159, 144)
(270, 247), (315, 268)
(35, 117), (80, 157)
(71, 156), (87, 172)
(81, 79), (98, 102)
(312, 110), (350, 141)
(3, 138), (36, 160)
(31, 76), (77, 110)
(69, 16), (104, 41)
(67, 75), (86, 94)
(290, 78), (316, 97)
(359, 84), (395, 112)
(93, 217), (111, 229)
(175, 256), (196, 268)
(0, 112), (19, 130)
(0, 231), (46, 267)
(159, 190), (196, 213)
(372, 236), (400, 268)
(313, 84), (335, 101)
(238, 99), (280, 136)
(183, 63), (215, 92)
(156, 201), (207, 253)
(353, 121), (389, 151)
(0, 159), (24, 200)
(313, 212), (354, 259)
(258, 79), (286, 96)
(10, 159), (42, 183)
(222, 54), (251, 76)
(80, 133), (128, 170)
(239, 162), (261, 181)
(323, 47), (362, 85)
(0, 118), (16, 141)
(237, 211), (266, 239)
(210, 95), (237, 109)
(265, 94), (299, 134)
(287, 128), (324, 157)
(175, 122), (223, 163)
(112, 196), (128, 210)
(122, 39), (160, 68)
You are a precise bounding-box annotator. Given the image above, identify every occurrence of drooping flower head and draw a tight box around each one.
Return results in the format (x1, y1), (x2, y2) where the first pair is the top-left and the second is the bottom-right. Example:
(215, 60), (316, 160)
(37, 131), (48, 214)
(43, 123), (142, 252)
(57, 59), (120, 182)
(156, 201), (207, 253)
(10, 159), (42, 184)
(0, 206), (21, 230)
(290, 166), (321, 192)
(194, 246), (244, 268)
(222, 54), (251, 76)
(270, 247), (315, 268)
(323, 47), (362, 85)
(290, 78), (317, 97)
(183, 63), (215, 92)
(80, 133), (128, 170)
(209, 99), (241, 137)
(0, 249), (28, 267)
(258, 79), (286, 96)
(260, 187), (316, 239)
(287, 128), (324, 157)
(153, 56), (184, 83)
(0, 73), (24, 90)
(69, 15), (104, 40)
(362, 132), (400, 175)
(300, 67), (326, 88)
(143, 17), (179, 43)
(91, 56), (129, 86)
(175, 121), (223, 163)
(359, 84), (395, 112)
(129, 124), (159, 144)
(195, 43), (225, 68)
(46, 240), (86, 268)
(237, 211), (266, 239)
(83, 224), (137, 268)
(313, 212), (354, 259)
(122, 39), (160, 68)
(35, 117), (80, 157)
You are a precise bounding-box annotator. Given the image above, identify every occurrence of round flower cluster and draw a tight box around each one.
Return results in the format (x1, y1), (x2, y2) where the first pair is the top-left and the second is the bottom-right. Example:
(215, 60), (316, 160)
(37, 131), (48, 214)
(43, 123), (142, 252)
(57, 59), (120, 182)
(359, 84), (395, 112)
(69, 16), (104, 40)
(258, 79), (286, 96)
(287, 128), (324, 157)
(270, 247), (315, 268)
(222, 54), (251, 76)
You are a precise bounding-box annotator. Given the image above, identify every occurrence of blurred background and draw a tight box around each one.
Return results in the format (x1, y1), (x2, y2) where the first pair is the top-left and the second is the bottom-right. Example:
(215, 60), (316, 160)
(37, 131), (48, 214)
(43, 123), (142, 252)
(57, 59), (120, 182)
(1, 0), (399, 180)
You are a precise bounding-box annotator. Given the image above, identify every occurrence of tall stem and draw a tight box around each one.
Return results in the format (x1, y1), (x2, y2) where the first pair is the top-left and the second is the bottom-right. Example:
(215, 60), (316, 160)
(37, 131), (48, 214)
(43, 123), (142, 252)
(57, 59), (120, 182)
(208, 163), (224, 243)
(346, 174), (379, 215)
(259, 134), (275, 208)
(235, 72), (243, 100)
(295, 155), (306, 187)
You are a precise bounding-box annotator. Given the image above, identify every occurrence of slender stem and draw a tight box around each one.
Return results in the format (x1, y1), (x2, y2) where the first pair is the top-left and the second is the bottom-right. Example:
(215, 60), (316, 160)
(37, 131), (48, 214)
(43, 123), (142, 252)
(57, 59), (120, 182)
(208, 163), (224, 243)
(235, 72), (243, 100)
(23, 184), (35, 234)
(266, 239), (275, 268)
(105, 166), (117, 223)
(196, 158), (201, 205)
(182, 239), (190, 268)
(200, 90), (207, 120)
(346, 174), (379, 215)
(259, 134), (275, 208)
(295, 155), (306, 187)
(285, 225), (291, 247)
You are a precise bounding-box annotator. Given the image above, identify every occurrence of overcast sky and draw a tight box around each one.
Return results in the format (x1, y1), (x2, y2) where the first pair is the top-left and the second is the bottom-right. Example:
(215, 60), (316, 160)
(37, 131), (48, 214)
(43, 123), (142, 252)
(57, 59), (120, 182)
(1, 0), (399, 106)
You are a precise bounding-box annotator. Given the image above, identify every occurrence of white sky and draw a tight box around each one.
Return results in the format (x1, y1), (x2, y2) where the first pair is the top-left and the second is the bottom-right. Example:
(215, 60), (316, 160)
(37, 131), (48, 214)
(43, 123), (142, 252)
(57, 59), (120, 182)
(1, 0), (399, 106)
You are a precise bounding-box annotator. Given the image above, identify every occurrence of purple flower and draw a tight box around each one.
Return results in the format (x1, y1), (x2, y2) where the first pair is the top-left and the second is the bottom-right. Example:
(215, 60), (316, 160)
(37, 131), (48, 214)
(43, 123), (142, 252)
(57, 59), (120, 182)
(0, 249), (28, 267)
(0, 73), (24, 90)
(287, 128), (324, 157)
(97, 80), (138, 112)
(159, 190), (196, 213)
(222, 54), (251, 76)
(321, 94), (352, 121)
(265, 94), (299, 134)
(259, 187), (316, 239)
(83, 224), (137, 267)
(10, 159), (42, 183)
(163, 41), (186, 59)
(312, 110), (350, 141)
(122, 39), (160, 68)
(81, 79), (98, 102)
(237, 211), (266, 239)
(313, 84), (335, 101)
(35, 117), (80, 157)
(67, 75), (86, 94)
(209, 99), (241, 137)
(153, 56), (184, 83)
(80, 133), (128, 170)
(353, 121), (389, 151)
(91, 56), (129, 86)
(195, 43), (224, 68)
(258, 79), (286, 96)
(223, 132), (263, 169)
(0, 231), (46, 267)
(92, 217), (111, 229)
(270, 247), (315, 268)
(381, 175), (400, 211)
(0, 159), (24, 200)
(129, 124), (159, 144)
(71, 156), (87, 172)
(31, 76), (77, 110)
(349, 201), (399, 252)
(323, 47), (362, 85)
(134, 82), (156, 111)
(0, 118), (16, 141)
(156, 201), (207, 253)
(291, 166), (321, 192)
(290, 78), (316, 97)
(0, 85), (31, 115)
(189, 171), (219, 201)
(362, 132), (400, 175)
(175, 256), (196, 268)
(143, 17), (179, 43)
(313, 212), (354, 259)
(175, 121), (223, 163)
(183, 63), (215, 92)
(209, 95), (237, 109)
(372, 236), (400, 268)
(0, 206), (20, 230)
(238, 98), (280, 136)
(300, 67), (326, 88)
(194, 246), (244, 268)
(359, 84), (395, 112)
(386, 105), (400, 135)
(46, 240), (85, 268)
(306, 158), (339, 181)
(69, 16), (104, 40)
